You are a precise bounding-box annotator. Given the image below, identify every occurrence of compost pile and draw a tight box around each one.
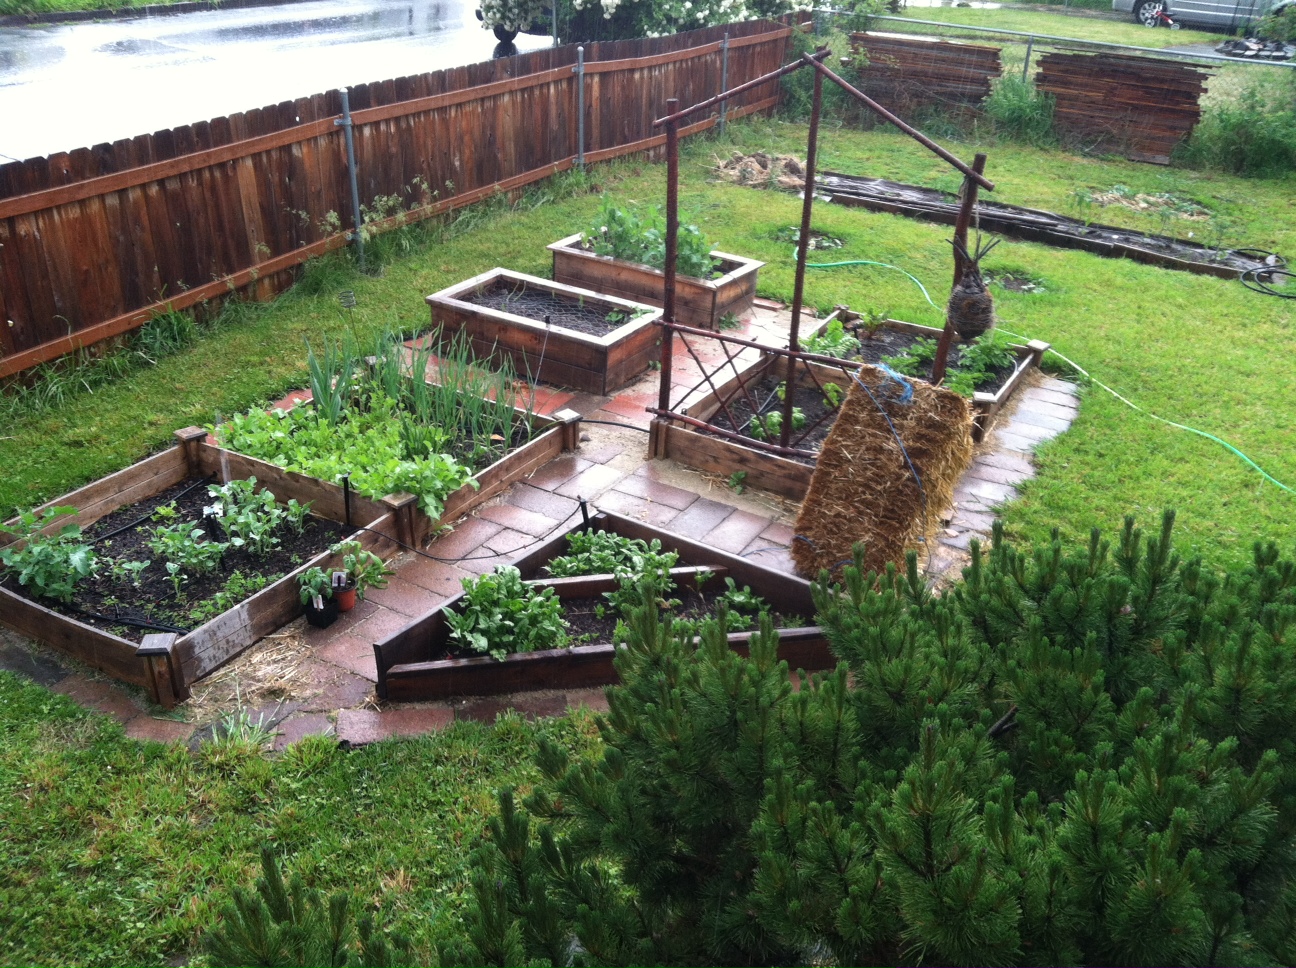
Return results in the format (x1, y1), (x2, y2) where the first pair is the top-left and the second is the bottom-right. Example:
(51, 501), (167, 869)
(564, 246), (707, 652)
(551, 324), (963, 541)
(793, 366), (972, 577)
(713, 152), (805, 191)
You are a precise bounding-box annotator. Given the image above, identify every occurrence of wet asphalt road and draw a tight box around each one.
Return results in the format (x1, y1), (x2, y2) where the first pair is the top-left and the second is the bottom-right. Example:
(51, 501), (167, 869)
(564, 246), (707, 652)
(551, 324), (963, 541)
(0, 0), (552, 163)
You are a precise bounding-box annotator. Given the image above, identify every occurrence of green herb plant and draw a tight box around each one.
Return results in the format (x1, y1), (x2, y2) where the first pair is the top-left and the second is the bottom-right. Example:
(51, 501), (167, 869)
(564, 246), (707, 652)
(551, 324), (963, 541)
(583, 196), (717, 279)
(330, 539), (394, 600)
(445, 565), (567, 661)
(802, 317), (860, 359)
(207, 477), (286, 556)
(298, 566), (334, 607)
(0, 507), (98, 603)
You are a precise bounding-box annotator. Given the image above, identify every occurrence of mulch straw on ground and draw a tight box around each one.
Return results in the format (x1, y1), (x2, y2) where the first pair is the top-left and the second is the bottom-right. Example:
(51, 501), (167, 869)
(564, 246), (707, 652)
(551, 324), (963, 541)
(712, 151), (806, 190)
(792, 365), (973, 579)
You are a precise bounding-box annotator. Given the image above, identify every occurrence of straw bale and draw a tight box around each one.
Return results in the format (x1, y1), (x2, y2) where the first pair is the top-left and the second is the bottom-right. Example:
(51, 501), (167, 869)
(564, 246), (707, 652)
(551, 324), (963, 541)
(792, 366), (973, 578)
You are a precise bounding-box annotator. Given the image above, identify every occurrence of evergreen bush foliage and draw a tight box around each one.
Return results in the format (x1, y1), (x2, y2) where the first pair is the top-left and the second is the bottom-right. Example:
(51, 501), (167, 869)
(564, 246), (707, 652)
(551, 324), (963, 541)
(461, 510), (1296, 966)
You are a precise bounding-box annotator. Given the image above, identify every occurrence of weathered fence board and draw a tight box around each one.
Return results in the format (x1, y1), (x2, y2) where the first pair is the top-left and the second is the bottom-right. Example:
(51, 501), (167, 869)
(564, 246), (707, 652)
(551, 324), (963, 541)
(0, 20), (791, 378)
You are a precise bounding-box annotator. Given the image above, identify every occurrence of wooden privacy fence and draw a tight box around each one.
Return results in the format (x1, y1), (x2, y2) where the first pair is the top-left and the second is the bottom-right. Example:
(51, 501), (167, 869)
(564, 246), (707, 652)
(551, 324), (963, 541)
(0, 19), (791, 378)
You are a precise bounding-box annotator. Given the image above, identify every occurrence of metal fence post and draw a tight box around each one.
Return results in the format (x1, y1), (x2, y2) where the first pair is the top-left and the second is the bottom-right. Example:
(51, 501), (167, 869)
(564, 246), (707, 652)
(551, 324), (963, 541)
(719, 31), (730, 134)
(335, 88), (365, 271)
(575, 46), (586, 167)
(1022, 35), (1035, 82)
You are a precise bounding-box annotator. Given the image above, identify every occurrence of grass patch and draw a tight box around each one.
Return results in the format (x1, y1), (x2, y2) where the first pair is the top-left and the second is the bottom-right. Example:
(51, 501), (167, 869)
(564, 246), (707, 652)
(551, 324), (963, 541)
(0, 670), (599, 965)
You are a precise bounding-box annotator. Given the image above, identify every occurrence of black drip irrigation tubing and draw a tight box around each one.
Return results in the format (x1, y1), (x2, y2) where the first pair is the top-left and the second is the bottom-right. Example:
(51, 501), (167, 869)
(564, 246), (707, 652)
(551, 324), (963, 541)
(70, 604), (190, 636)
(91, 473), (217, 545)
(1241, 267), (1296, 299)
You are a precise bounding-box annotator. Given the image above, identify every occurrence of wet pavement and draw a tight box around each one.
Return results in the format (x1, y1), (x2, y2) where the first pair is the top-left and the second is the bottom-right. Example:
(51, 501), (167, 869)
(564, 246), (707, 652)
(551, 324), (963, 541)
(0, 0), (552, 162)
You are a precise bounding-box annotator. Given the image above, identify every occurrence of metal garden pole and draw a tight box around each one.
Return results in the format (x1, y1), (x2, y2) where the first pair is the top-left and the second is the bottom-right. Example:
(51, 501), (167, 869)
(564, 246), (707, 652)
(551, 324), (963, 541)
(781, 64), (823, 450)
(719, 31), (730, 134)
(575, 46), (586, 167)
(657, 98), (681, 416)
(1022, 36), (1035, 82)
(336, 88), (365, 271)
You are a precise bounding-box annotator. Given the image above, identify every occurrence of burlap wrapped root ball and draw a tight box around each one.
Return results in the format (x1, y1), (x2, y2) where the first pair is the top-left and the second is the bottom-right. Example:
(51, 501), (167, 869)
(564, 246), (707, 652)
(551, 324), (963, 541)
(792, 365), (974, 579)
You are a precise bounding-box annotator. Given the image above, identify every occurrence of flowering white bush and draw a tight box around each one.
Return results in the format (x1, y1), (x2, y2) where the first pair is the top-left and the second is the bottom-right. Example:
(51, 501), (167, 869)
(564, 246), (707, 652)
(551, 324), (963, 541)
(480, 0), (549, 32)
(488, 0), (817, 41)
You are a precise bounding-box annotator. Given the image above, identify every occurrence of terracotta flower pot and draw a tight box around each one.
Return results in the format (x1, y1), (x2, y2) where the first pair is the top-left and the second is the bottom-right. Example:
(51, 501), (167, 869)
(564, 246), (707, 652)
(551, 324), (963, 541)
(335, 582), (358, 612)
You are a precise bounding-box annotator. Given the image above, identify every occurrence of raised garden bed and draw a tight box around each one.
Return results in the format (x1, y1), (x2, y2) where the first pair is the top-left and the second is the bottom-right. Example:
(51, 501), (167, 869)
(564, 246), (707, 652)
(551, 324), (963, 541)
(0, 430), (400, 707)
(820, 172), (1282, 281)
(655, 313), (1046, 500)
(212, 353), (581, 550)
(372, 511), (830, 702)
(426, 268), (664, 395)
(548, 233), (764, 330)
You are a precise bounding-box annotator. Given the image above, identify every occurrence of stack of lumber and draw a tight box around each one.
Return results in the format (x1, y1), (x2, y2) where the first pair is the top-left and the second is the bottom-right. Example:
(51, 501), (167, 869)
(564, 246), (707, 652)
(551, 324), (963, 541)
(1035, 53), (1209, 165)
(848, 32), (1002, 111)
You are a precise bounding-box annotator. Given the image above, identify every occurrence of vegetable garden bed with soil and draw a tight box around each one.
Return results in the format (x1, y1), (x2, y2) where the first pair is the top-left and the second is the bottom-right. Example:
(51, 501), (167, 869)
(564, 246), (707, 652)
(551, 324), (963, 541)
(372, 511), (830, 702)
(0, 433), (399, 706)
(656, 312), (1046, 500)
(212, 334), (580, 550)
(548, 233), (764, 331)
(426, 269), (664, 394)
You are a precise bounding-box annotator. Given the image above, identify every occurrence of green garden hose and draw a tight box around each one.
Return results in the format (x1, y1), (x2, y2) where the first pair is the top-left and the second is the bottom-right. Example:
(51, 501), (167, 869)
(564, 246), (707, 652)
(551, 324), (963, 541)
(801, 257), (1295, 495)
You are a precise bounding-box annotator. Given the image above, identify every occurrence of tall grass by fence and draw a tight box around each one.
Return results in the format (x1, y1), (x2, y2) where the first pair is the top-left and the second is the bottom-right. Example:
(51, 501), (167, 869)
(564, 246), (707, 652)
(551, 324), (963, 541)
(0, 19), (791, 378)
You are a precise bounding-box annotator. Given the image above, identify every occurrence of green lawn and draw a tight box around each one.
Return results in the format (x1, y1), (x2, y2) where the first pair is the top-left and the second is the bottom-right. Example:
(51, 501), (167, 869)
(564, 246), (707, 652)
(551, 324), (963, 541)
(874, 5), (1230, 47)
(2, 115), (1296, 964)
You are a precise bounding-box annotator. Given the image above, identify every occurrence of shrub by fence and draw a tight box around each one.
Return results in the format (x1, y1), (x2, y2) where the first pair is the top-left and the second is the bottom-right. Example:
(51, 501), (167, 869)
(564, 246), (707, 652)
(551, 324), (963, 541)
(0, 19), (791, 378)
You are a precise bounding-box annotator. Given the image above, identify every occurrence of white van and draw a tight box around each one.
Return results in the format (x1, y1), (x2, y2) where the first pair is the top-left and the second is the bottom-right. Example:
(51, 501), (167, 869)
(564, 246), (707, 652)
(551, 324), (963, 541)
(1113, 0), (1289, 29)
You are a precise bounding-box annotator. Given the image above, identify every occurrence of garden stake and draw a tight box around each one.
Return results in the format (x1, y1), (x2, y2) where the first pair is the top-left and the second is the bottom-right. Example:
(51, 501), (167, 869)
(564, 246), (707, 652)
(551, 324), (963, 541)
(782, 62), (824, 450)
(343, 474), (352, 528)
(657, 98), (680, 416)
(579, 497), (590, 528)
(932, 152), (987, 385)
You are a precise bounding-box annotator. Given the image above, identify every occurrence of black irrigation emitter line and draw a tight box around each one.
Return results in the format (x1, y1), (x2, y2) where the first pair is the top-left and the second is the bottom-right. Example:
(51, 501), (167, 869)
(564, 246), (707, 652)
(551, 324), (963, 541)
(70, 604), (190, 636)
(91, 473), (217, 545)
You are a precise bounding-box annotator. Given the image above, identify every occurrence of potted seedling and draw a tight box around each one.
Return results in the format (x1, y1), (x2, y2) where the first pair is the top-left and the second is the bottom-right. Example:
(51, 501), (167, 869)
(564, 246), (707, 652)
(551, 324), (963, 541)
(299, 566), (338, 628)
(329, 540), (394, 612)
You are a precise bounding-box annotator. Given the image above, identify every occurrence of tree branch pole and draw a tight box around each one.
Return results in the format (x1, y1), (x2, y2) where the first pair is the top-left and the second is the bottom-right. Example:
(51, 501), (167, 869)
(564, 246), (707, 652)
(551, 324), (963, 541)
(931, 151), (987, 386)
(802, 56), (994, 192)
(656, 98), (680, 415)
(781, 61), (824, 450)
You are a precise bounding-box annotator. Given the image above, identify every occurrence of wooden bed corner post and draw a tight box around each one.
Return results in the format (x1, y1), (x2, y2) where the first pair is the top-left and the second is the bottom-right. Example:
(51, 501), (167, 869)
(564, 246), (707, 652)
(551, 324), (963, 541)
(174, 426), (208, 477)
(932, 151), (987, 386)
(554, 408), (582, 451)
(136, 632), (187, 708)
(381, 492), (419, 550)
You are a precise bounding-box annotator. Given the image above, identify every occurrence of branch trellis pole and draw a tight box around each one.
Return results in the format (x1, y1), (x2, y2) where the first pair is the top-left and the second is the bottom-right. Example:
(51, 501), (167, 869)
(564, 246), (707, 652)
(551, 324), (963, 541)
(648, 48), (995, 454)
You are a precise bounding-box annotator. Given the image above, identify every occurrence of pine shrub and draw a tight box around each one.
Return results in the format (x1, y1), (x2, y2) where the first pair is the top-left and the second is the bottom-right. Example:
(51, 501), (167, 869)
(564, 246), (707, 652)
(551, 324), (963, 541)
(462, 511), (1296, 966)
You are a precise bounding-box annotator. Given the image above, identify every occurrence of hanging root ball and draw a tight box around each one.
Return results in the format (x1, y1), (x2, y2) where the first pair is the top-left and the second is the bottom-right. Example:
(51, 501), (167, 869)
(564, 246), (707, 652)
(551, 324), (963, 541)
(948, 275), (995, 341)
(948, 236), (1000, 341)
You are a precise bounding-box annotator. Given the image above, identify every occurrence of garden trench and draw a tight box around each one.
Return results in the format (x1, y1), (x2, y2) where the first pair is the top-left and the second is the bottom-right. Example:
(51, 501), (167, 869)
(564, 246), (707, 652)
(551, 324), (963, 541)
(0, 299), (1079, 748)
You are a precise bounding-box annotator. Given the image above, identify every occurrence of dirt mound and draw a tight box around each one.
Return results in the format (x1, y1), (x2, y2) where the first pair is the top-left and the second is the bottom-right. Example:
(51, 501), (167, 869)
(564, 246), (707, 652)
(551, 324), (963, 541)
(713, 151), (806, 191)
(793, 366), (973, 579)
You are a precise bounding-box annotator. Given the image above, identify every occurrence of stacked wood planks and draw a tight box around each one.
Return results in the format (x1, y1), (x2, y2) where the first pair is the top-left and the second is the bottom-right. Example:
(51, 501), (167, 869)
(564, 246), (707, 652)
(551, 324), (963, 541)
(848, 32), (1002, 112)
(1035, 53), (1209, 165)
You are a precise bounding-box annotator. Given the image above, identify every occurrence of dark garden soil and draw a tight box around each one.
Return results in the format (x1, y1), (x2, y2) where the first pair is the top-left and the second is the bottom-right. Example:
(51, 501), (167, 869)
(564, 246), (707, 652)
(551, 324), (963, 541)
(708, 373), (843, 465)
(465, 280), (636, 337)
(704, 337), (1015, 464)
(0, 476), (350, 642)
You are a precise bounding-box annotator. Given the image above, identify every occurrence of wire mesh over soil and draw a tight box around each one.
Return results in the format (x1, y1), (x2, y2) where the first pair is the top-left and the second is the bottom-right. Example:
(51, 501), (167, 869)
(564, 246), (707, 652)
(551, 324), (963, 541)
(707, 370), (842, 464)
(0, 477), (349, 641)
(463, 279), (634, 336)
(793, 366), (973, 578)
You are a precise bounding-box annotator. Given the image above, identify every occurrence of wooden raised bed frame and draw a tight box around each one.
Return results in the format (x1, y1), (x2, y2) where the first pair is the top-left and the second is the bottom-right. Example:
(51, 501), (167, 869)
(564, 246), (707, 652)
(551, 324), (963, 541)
(655, 314), (1049, 500)
(373, 511), (832, 702)
(0, 429), (400, 708)
(426, 268), (664, 395)
(1, 404), (580, 707)
(548, 234), (764, 331)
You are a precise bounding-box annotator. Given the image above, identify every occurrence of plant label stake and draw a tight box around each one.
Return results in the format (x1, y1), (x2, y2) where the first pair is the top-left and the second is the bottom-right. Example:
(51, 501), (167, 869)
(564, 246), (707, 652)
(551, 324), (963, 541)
(332, 571), (348, 588)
